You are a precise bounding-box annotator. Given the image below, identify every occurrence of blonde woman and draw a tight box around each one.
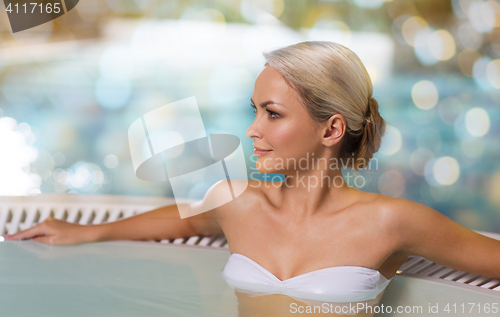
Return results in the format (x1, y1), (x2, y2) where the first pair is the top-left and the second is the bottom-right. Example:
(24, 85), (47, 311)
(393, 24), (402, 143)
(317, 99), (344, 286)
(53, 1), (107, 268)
(5, 41), (500, 314)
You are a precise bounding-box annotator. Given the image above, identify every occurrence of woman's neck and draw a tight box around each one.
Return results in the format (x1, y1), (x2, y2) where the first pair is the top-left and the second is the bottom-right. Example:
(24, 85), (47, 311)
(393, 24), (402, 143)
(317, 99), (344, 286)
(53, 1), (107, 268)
(279, 166), (355, 218)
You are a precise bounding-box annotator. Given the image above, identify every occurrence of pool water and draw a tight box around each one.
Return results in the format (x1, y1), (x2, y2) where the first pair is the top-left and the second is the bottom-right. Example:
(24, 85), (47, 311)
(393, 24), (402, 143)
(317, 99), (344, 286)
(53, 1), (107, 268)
(2, 239), (498, 316)
(0, 240), (238, 317)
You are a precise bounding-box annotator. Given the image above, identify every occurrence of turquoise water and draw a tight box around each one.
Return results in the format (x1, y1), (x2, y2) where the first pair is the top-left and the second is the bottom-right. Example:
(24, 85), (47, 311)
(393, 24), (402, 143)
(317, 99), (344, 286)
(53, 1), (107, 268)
(0, 240), (237, 317)
(1, 240), (498, 316)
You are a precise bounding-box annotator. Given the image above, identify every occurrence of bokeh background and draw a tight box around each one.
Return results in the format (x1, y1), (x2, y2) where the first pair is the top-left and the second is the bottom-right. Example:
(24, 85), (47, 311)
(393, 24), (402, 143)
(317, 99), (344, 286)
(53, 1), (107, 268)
(0, 0), (499, 232)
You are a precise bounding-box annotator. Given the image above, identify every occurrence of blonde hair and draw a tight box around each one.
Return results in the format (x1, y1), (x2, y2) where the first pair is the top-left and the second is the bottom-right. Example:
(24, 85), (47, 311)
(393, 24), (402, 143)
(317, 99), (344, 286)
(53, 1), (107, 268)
(263, 41), (386, 170)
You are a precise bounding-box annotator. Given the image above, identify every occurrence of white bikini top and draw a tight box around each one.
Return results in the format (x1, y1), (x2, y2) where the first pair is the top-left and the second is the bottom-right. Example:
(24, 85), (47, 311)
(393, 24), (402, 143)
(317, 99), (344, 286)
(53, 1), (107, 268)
(221, 253), (394, 304)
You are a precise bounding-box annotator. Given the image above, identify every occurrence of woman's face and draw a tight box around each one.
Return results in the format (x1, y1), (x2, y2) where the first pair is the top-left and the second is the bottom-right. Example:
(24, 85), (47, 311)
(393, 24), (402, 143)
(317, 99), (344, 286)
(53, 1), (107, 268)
(246, 65), (325, 175)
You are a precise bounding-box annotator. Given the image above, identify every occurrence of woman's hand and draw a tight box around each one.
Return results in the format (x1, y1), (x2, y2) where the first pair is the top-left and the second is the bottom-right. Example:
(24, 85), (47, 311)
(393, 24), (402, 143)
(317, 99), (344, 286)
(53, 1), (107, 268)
(3, 217), (91, 245)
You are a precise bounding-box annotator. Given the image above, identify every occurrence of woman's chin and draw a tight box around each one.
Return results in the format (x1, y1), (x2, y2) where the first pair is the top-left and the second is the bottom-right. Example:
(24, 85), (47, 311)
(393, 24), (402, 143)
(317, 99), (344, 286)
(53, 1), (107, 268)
(256, 168), (276, 174)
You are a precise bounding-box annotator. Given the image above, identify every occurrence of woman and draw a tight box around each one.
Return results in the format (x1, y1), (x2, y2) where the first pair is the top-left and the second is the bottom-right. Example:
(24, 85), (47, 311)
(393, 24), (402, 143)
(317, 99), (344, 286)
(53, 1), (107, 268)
(5, 41), (500, 310)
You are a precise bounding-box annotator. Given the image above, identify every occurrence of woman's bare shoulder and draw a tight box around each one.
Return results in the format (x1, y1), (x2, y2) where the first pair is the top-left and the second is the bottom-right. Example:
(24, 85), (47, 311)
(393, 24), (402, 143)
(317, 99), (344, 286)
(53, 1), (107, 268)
(352, 191), (403, 230)
(375, 196), (500, 278)
(369, 193), (407, 223)
(214, 179), (268, 213)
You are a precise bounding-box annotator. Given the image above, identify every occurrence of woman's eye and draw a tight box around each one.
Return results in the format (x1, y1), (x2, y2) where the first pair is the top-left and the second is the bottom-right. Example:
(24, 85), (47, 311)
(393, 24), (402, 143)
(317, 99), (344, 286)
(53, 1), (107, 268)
(251, 104), (279, 119)
(267, 110), (279, 119)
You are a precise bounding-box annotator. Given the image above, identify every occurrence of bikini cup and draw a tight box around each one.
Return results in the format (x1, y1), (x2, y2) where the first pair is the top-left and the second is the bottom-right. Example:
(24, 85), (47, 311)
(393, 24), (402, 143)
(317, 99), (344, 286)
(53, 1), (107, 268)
(221, 253), (393, 304)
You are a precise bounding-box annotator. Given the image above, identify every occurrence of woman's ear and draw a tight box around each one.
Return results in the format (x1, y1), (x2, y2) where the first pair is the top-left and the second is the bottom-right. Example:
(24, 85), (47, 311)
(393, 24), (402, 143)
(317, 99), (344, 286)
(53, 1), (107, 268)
(322, 114), (345, 147)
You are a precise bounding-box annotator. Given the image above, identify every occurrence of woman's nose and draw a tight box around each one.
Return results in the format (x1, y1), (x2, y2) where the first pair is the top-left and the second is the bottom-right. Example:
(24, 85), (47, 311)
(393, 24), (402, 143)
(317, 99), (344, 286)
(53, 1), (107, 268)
(246, 117), (262, 139)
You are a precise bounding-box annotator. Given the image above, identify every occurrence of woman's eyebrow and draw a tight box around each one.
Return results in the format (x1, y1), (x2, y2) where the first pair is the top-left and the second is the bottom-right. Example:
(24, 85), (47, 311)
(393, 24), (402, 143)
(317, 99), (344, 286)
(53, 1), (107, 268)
(250, 98), (286, 108)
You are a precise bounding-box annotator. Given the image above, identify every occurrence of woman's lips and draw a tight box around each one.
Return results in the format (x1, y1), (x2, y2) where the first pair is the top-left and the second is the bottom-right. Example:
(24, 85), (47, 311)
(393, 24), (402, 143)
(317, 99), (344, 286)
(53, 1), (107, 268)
(253, 148), (272, 156)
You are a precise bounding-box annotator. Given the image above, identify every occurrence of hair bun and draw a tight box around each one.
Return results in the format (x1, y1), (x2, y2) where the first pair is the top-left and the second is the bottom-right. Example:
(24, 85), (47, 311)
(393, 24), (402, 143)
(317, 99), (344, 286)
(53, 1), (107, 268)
(354, 97), (386, 170)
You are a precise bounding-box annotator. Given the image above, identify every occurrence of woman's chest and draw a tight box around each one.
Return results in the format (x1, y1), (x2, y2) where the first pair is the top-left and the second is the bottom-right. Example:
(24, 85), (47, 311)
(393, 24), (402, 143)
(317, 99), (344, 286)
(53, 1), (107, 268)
(219, 205), (394, 280)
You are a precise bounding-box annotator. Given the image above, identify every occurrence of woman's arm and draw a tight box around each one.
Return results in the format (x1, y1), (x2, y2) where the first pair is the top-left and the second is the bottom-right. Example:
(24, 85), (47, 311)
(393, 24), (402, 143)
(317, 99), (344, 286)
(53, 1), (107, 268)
(4, 180), (230, 245)
(4, 203), (200, 245)
(390, 198), (500, 279)
(92, 203), (201, 242)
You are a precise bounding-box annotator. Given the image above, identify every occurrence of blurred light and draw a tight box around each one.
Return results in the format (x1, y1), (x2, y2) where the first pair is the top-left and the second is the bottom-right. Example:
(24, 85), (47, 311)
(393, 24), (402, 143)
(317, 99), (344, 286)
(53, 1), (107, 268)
(378, 170), (405, 197)
(207, 66), (254, 108)
(486, 59), (500, 88)
(352, 0), (384, 9)
(488, 171), (500, 207)
(410, 147), (434, 176)
(424, 158), (439, 186)
(70, 165), (90, 188)
(428, 30), (456, 61)
(240, 0), (284, 23)
(432, 156), (460, 186)
(64, 161), (104, 193)
(401, 16), (428, 47)
(414, 28), (439, 65)
(451, 0), (470, 19)
(472, 56), (493, 90)
(461, 139), (484, 158)
(412, 80), (439, 110)
(457, 22), (483, 50)
(489, 27), (500, 44)
(178, 7), (226, 47)
(95, 76), (131, 110)
(366, 65), (378, 85)
(0, 117), (40, 195)
(438, 97), (464, 125)
(131, 21), (180, 75)
(458, 49), (481, 77)
(103, 154), (120, 169)
(465, 107), (490, 137)
(16, 122), (36, 145)
(99, 45), (136, 80)
(454, 113), (475, 141)
(468, 1), (496, 33)
(379, 126), (402, 155)
(52, 168), (67, 183)
(309, 20), (352, 45)
(391, 15), (412, 45)
(91, 170), (104, 185)
(487, 1), (500, 27)
(16, 122), (30, 136)
(31, 149), (55, 184)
